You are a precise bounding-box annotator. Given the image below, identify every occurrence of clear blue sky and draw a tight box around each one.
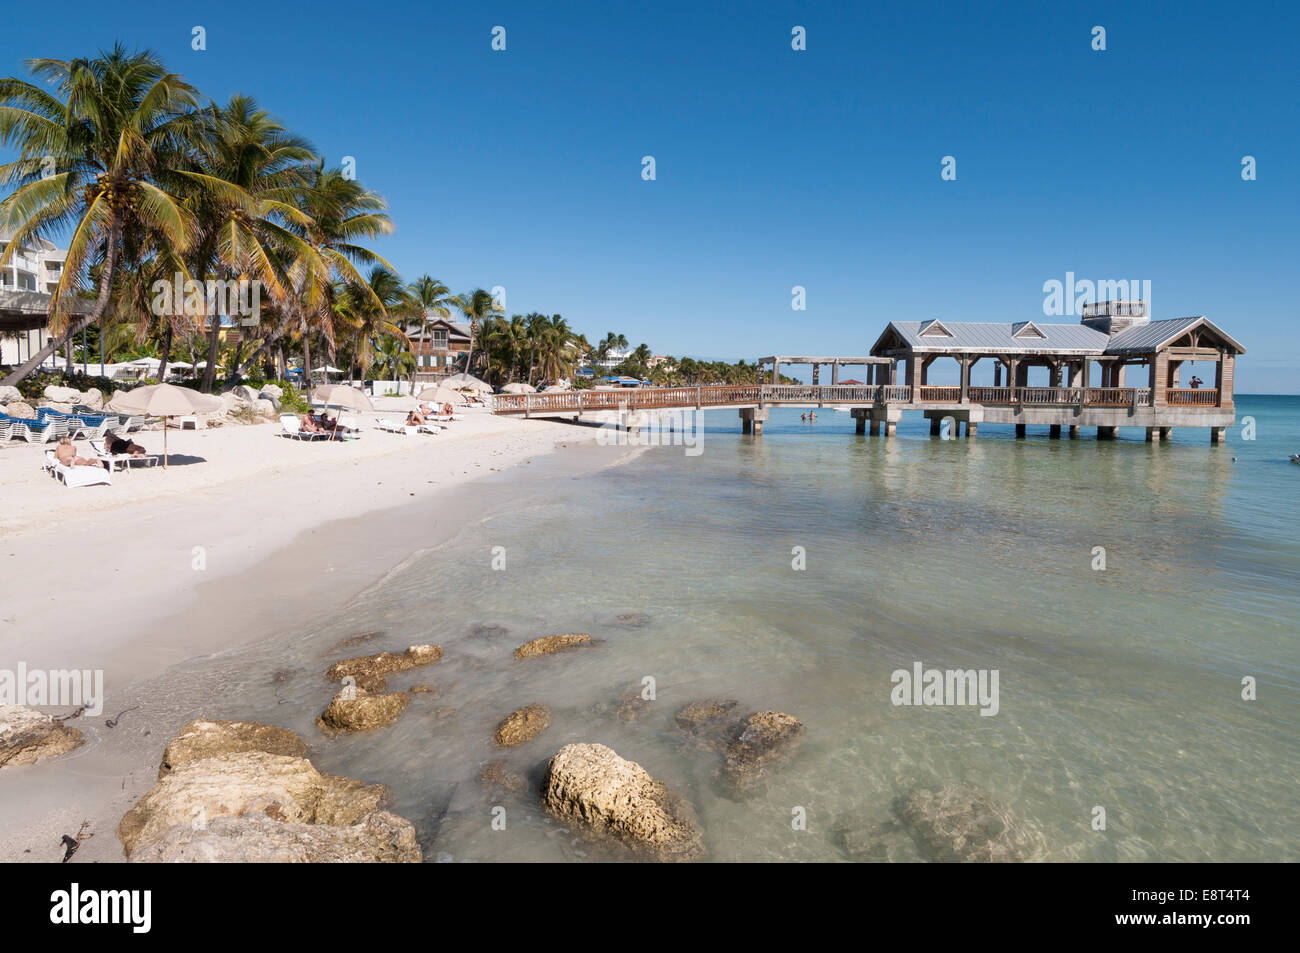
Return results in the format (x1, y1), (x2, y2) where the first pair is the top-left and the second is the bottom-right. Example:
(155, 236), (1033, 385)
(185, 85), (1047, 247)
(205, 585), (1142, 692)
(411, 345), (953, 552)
(2, 0), (1296, 391)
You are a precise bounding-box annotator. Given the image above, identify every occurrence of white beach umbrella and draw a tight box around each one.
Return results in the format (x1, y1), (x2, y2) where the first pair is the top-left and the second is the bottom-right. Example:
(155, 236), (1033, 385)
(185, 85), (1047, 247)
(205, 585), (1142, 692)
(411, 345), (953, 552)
(542, 383), (570, 392)
(311, 384), (373, 440)
(442, 373), (492, 393)
(416, 384), (463, 406)
(106, 383), (222, 468)
(501, 382), (536, 394)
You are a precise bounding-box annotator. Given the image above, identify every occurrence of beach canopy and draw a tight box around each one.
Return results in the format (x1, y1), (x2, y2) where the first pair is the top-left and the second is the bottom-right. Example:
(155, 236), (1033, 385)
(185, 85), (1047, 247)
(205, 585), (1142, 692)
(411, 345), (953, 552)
(310, 365), (345, 376)
(542, 383), (570, 392)
(106, 383), (222, 468)
(416, 385), (463, 406)
(501, 382), (536, 394)
(442, 373), (492, 393)
(311, 384), (373, 412)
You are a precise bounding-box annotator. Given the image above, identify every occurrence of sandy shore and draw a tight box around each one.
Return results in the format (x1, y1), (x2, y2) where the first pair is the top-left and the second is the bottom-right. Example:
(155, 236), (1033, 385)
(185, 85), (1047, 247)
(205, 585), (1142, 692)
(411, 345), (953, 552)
(0, 404), (630, 862)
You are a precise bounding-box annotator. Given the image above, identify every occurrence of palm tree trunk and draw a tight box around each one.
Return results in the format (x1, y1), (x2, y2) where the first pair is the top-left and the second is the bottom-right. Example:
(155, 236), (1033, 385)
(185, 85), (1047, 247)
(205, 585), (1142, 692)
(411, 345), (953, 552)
(158, 323), (173, 382)
(200, 311), (222, 391)
(1, 218), (120, 388)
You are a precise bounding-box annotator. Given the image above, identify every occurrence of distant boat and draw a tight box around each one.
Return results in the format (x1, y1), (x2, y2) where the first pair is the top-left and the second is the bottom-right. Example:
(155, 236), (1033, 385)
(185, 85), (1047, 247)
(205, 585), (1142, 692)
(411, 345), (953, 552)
(1291, 454), (1300, 465)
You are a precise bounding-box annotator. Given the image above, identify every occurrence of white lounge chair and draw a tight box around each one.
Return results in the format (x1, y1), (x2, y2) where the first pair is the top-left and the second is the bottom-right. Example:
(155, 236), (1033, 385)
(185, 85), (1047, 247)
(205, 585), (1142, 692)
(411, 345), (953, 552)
(44, 450), (112, 488)
(374, 417), (417, 435)
(280, 414), (331, 441)
(90, 439), (160, 472)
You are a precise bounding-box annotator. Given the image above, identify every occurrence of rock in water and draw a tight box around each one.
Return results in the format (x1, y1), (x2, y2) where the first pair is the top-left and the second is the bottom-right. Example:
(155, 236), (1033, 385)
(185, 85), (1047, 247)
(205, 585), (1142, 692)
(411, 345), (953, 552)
(513, 633), (591, 659)
(493, 704), (551, 747)
(670, 696), (743, 748)
(479, 760), (528, 793)
(540, 743), (704, 861)
(720, 711), (805, 795)
(0, 706), (85, 768)
(895, 784), (1048, 863)
(128, 810), (420, 862)
(317, 688), (410, 734)
(159, 719), (308, 778)
(324, 644), (442, 681)
(117, 749), (396, 857)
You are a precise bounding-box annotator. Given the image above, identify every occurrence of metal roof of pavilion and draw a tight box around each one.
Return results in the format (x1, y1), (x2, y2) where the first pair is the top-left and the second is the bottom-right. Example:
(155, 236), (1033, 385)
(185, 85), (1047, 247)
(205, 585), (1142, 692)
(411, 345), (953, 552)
(871, 316), (1245, 357)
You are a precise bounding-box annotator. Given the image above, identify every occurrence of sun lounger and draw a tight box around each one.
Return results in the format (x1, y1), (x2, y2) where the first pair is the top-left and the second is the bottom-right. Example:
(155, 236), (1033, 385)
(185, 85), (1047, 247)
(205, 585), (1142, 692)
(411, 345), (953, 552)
(17, 417), (66, 443)
(44, 450), (112, 488)
(90, 439), (159, 472)
(374, 417), (417, 435)
(280, 414), (332, 441)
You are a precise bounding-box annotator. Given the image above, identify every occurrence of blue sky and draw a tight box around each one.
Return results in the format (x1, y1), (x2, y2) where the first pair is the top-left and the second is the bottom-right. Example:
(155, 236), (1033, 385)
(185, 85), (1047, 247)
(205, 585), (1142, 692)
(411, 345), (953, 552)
(2, 0), (1296, 390)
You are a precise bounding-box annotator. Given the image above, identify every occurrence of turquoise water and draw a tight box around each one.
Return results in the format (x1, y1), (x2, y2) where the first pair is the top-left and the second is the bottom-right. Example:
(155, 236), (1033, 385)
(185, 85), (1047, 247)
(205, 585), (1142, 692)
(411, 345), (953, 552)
(180, 396), (1300, 861)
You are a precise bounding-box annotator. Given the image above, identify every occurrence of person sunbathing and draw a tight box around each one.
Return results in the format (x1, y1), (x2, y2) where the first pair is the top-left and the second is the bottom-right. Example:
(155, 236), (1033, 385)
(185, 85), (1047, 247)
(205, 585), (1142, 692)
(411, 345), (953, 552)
(407, 409), (426, 427)
(54, 439), (104, 469)
(105, 430), (147, 457)
(299, 414), (327, 434)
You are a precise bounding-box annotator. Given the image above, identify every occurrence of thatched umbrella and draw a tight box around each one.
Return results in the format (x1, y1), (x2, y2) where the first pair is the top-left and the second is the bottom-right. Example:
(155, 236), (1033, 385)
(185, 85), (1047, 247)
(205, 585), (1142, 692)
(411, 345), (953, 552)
(501, 382), (536, 394)
(441, 372), (492, 393)
(106, 383), (222, 468)
(416, 384), (463, 408)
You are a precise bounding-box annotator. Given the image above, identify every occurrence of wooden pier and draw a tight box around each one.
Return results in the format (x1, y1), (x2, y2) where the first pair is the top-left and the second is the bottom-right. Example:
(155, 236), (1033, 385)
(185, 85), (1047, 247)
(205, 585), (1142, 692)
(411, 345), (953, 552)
(492, 308), (1244, 443)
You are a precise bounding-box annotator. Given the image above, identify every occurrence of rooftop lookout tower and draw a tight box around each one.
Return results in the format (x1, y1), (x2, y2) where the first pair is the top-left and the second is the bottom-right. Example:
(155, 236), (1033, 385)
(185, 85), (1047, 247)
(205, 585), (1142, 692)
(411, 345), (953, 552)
(1080, 299), (1148, 336)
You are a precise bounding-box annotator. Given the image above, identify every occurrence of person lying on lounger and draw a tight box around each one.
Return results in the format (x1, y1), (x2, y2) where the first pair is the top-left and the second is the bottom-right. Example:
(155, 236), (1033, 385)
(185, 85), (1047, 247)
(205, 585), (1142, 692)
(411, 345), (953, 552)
(105, 430), (147, 457)
(407, 409), (426, 427)
(299, 414), (331, 434)
(54, 439), (104, 469)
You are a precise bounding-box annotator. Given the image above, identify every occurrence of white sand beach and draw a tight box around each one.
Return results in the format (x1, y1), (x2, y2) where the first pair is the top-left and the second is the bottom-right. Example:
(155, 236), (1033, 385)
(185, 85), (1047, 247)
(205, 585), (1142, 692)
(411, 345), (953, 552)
(0, 406), (628, 862)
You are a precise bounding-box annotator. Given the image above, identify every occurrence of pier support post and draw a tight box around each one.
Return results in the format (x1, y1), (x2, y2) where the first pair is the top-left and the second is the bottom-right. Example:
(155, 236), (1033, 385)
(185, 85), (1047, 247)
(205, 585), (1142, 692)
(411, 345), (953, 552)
(851, 407), (869, 435)
(739, 407), (768, 436)
(1097, 426), (1118, 440)
(1015, 424), (1026, 439)
(869, 420), (880, 436)
(1159, 427), (1172, 440)
(1211, 426), (1226, 445)
(1049, 424), (1061, 439)
(966, 421), (977, 438)
(930, 417), (942, 436)
(1068, 425), (1080, 438)
(885, 421), (896, 437)
(1146, 427), (1160, 443)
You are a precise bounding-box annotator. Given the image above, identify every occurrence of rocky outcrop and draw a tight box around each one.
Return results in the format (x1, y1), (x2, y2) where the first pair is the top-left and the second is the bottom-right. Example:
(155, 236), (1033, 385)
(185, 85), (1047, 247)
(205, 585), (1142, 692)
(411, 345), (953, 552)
(0, 385), (22, 404)
(81, 388), (104, 410)
(117, 740), (415, 861)
(894, 784), (1048, 863)
(720, 711), (805, 795)
(324, 644), (442, 681)
(259, 383), (283, 400)
(514, 633), (591, 659)
(4, 401), (36, 419)
(43, 384), (81, 403)
(159, 719), (308, 778)
(251, 398), (276, 418)
(316, 688), (410, 734)
(0, 706), (85, 768)
(127, 810), (421, 863)
(540, 743), (704, 861)
(492, 704), (551, 747)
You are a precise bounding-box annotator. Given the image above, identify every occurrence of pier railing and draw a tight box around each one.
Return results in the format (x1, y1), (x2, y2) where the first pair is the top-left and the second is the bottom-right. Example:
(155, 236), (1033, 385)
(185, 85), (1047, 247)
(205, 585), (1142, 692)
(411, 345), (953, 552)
(1167, 388), (1218, 406)
(492, 383), (1165, 415)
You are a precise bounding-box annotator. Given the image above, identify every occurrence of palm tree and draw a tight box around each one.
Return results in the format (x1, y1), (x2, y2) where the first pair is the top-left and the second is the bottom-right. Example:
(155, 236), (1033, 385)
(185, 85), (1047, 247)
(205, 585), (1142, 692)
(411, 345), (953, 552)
(0, 44), (202, 386)
(455, 288), (502, 376)
(185, 95), (319, 390)
(340, 266), (412, 383)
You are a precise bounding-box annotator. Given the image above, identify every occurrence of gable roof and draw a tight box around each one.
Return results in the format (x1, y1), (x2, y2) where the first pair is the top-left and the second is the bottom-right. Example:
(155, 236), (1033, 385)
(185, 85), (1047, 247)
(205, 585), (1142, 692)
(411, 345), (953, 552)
(871, 316), (1245, 357)
(873, 321), (1110, 355)
(1105, 316), (1245, 355)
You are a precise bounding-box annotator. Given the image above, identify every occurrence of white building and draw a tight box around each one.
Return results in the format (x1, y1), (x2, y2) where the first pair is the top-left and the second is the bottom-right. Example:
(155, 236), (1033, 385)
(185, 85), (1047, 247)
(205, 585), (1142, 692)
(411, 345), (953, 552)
(0, 228), (71, 367)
